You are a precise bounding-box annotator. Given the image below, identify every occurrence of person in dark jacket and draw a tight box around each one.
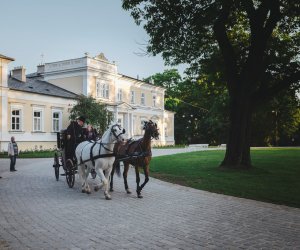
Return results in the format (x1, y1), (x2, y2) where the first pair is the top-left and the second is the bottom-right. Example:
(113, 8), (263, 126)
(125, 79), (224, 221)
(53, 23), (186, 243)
(8, 136), (18, 172)
(66, 116), (86, 161)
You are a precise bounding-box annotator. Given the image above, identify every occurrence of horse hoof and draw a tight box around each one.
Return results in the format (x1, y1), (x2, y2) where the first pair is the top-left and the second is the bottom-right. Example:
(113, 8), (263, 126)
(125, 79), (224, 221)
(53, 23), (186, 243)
(105, 195), (111, 200)
(87, 190), (91, 194)
(82, 189), (86, 193)
(110, 188), (114, 192)
(137, 194), (143, 198)
(126, 189), (132, 194)
(94, 186), (99, 192)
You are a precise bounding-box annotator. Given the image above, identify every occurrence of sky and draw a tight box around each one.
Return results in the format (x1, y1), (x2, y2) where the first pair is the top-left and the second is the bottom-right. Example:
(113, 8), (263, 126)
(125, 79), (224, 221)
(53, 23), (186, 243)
(1, 0), (186, 79)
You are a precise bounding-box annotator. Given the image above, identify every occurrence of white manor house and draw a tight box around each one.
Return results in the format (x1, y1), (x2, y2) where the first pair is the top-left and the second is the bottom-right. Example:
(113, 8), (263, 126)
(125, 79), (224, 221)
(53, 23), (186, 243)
(0, 53), (174, 151)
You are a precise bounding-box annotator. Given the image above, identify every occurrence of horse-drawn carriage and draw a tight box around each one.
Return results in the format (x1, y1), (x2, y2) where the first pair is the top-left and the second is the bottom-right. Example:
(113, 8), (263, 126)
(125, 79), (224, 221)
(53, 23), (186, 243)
(52, 124), (126, 199)
(53, 130), (93, 188)
(52, 120), (159, 199)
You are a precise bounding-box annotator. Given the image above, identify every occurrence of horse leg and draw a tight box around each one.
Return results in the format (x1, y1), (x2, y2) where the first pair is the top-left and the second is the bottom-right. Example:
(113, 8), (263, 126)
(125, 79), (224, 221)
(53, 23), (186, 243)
(94, 166), (111, 200)
(140, 165), (149, 194)
(109, 164), (115, 192)
(123, 163), (131, 194)
(94, 165), (104, 192)
(103, 167), (112, 200)
(84, 165), (91, 194)
(135, 166), (143, 198)
(78, 164), (87, 193)
(136, 165), (150, 198)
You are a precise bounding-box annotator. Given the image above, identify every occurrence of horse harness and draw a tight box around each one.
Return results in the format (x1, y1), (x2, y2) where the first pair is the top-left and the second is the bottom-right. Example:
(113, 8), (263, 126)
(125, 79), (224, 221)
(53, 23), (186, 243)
(78, 124), (125, 166)
(115, 138), (152, 163)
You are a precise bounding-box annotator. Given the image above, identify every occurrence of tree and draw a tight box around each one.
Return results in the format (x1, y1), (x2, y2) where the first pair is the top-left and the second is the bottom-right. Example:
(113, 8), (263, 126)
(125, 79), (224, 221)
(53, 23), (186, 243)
(144, 69), (183, 112)
(145, 69), (229, 145)
(122, 0), (300, 168)
(251, 92), (300, 146)
(69, 95), (113, 134)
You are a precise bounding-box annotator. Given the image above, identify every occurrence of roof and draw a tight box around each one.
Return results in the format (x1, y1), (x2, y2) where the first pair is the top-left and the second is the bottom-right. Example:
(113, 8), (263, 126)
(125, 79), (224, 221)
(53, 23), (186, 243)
(0, 54), (15, 61)
(8, 76), (78, 99)
(120, 74), (166, 90)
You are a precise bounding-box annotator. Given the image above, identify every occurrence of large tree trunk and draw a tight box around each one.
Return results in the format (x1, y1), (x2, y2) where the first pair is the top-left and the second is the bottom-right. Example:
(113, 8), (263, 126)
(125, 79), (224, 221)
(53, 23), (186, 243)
(220, 90), (253, 169)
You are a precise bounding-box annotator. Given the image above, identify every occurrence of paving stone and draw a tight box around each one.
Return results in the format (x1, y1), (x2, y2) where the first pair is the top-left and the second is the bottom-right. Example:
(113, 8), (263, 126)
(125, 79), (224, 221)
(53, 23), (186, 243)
(0, 156), (300, 249)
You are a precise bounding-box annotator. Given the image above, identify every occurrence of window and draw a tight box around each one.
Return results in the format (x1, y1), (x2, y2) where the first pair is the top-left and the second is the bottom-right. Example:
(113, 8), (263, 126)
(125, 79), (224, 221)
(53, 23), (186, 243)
(117, 88), (122, 101)
(141, 93), (145, 105)
(11, 109), (22, 131)
(52, 111), (62, 132)
(152, 94), (157, 107)
(105, 84), (109, 98)
(131, 91), (135, 104)
(33, 108), (44, 132)
(96, 79), (109, 99)
(34, 111), (42, 131)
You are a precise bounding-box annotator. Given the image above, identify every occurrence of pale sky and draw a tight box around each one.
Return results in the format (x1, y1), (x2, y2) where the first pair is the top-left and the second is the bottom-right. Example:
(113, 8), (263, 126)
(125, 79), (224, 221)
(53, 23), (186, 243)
(1, 0), (186, 79)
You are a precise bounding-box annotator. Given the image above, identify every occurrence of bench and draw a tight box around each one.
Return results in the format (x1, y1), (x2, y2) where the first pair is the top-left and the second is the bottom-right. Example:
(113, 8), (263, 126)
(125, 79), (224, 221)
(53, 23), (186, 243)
(219, 144), (226, 148)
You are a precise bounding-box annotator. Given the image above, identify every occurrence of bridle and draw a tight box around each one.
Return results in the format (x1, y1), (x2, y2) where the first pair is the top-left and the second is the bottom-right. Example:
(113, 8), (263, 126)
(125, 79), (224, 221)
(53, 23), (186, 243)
(143, 120), (159, 140)
(111, 124), (126, 141)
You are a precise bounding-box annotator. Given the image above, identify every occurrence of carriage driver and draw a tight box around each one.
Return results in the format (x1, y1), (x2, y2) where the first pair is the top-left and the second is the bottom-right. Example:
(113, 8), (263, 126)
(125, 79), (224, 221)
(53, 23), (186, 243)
(66, 116), (86, 161)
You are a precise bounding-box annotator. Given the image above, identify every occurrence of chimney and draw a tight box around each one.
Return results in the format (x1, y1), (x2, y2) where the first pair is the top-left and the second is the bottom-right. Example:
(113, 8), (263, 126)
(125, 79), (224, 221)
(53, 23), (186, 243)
(37, 64), (45, 75)
(11, 66), (26, 82)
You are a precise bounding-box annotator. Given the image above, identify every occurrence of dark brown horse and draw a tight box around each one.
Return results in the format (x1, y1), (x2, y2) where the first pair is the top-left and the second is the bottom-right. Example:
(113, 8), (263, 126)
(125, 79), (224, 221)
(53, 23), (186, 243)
(110, 120), (159, 198)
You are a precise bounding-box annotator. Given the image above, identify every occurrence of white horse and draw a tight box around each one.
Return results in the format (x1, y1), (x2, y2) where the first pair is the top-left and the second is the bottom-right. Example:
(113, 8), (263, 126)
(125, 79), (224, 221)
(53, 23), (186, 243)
(75, 124), (126, 200)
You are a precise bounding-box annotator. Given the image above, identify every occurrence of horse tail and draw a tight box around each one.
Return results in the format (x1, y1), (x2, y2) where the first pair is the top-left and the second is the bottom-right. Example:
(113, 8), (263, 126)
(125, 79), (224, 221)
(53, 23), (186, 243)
(114, 160), (121, 177)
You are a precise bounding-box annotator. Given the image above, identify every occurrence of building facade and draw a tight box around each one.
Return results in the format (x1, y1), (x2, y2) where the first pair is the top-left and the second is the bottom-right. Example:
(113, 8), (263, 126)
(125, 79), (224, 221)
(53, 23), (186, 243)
(0, 53), (174, 151)
(0, 54), (78, 151)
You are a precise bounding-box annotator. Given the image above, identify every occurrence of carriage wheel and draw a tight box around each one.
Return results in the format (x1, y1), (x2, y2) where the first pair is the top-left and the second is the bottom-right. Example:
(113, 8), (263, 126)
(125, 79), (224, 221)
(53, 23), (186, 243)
(53, 152), (60, 181)
(66, 159), (75, 188)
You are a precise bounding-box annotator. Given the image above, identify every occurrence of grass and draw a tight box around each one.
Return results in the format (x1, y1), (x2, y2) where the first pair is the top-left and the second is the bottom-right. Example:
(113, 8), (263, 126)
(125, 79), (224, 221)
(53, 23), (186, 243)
(150, 148), (300, 208)
(0, 150), (55, 158)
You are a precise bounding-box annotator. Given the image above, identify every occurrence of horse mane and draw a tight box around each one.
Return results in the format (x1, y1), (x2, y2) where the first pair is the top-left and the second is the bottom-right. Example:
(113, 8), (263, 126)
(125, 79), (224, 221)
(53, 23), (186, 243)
(100, 125), (112, 143)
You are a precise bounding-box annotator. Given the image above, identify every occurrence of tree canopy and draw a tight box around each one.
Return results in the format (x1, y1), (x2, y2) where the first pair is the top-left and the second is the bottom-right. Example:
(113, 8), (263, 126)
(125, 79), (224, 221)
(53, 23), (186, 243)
(69, 95), (113, 134)
(123, 0), (300, 168)
(123, 0), (300, 98)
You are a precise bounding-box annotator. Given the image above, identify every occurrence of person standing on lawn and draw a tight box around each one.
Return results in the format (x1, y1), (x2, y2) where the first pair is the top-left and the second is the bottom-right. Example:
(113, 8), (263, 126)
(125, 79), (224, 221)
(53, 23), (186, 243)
(8, 136), (18, 172)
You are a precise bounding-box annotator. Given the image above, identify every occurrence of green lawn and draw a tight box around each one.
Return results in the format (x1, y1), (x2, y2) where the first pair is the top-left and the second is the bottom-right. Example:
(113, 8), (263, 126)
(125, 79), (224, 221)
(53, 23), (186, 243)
(150, 148), (300, 208)
(0, 150), (55, 158)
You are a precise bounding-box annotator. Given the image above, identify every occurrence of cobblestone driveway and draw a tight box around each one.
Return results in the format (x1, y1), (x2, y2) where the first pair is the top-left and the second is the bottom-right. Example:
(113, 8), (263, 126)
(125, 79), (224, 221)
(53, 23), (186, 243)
(0, 157), (299, 249)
